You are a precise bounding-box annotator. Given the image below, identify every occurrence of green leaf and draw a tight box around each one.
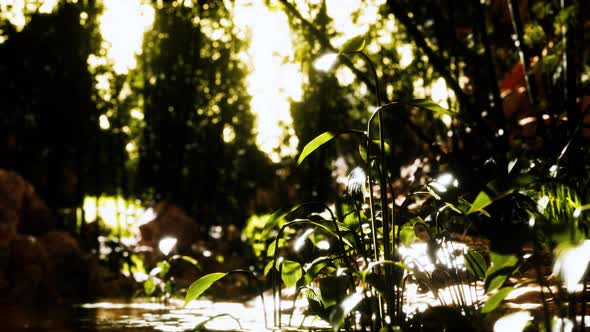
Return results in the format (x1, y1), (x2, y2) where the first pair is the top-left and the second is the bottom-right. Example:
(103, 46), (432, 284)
(484, 252), (519, 293)
(178, 255), (200, 269)
(298, 130), (363, 166)
(359, 140), (392, 162)
(291, 218), (356, 248)
(183, 272), (228, 307)
(490, 252), (519, 269)
(281, 260), (302, 288)
(339, 35), (366, 53)
(467, 179), (518, 216)
(266, 238), (286, 257)
(406, 99), (454, 116)
(297, 132), (338, 166)
(303, 256), (332, 285)
(467, 191), (492, 215)
(481, 287), (513, 314)
(262, 208), (287, 236)
(144, 278), (156, 296)
(464, 250), (487, 279)
(263, 260), (275, 277)
(400, 225), (416, 247)
(157, 261), (170, 279)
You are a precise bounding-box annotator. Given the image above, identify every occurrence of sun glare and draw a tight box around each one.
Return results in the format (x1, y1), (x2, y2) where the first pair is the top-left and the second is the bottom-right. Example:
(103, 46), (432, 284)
(325, 0), (385, 48)
(0, 0), (59, 37)
(234, 0), (303, 162)
(98, 0), (155, 75)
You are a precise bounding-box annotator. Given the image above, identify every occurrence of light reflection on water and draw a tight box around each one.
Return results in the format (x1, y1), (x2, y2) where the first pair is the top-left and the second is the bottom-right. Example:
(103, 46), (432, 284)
(0, 297), (329, 332)
(76, 298), (266, 331)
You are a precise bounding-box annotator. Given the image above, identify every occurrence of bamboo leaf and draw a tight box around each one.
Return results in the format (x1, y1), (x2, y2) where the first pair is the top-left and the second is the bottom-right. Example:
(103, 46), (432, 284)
(184, 272), (228, 307)
(298, 130), (363, 166)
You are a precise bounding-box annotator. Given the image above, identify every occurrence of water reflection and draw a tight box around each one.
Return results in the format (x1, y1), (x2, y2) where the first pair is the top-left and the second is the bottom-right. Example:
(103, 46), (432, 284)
(0, 296), (329, 331)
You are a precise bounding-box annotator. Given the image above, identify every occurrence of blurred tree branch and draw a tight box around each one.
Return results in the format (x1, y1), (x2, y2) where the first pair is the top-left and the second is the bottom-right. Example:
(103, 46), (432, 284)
(386, 0), (471, 111)
(278, 0), (443, 153)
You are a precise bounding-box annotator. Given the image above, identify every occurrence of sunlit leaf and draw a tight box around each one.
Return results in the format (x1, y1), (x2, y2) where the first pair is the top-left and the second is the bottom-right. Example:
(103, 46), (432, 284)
(400, 225), (416, 247)
(281, 259), (302, 288)
(467, 191), (492, 216)
(490, 252), (519, 269)
(156, 261), (170, 278)
(263, 260), (275, 277)
(144, 278), (156, 296)
(262, 208), (287, 236)
(339, 35), (366, 54)
(290, 218), (356, 248)
(481, 287), (513, 313)
(266, 238), (286, 257)
(297, 130), (363, 166)
(174, 255), (200, 269)
(405, 99), (454, 116)
(485, 252), (519, 293)
(464, 250), (487, 279)
(183, 272), (228, 307)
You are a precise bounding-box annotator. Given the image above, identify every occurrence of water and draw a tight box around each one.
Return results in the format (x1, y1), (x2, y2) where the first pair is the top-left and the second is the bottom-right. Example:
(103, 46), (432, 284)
(0, 297), (329, 332)
(0, 298), (263, 332)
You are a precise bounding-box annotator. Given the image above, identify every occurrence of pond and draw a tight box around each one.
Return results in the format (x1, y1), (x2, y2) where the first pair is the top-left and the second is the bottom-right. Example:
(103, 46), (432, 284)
(1, 297), (330, 332)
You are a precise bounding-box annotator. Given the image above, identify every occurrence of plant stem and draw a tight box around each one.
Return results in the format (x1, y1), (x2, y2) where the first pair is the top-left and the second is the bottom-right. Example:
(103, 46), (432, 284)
(277, 0), (444, 154)
(533, 226), (552, 332)
(474, 0), (508, 156)
(507, 0), (546, 137)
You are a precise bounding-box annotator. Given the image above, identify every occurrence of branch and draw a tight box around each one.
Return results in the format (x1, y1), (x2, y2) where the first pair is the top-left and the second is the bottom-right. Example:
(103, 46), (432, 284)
(386, 0), (471, 110)
(277, 0), (442, 153)
(474, 0), (508, 155)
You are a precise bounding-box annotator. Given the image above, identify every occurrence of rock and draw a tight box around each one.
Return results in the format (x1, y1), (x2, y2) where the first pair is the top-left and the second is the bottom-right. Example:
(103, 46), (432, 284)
(0, 169), (54, 236)
(0, 234), (57, 305)
(40, 231), (101, 300)
(138, 202), (200, 258)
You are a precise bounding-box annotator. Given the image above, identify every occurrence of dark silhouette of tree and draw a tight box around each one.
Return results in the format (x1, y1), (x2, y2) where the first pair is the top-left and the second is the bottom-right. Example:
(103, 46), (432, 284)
(137, 1), (273, 225)
(0, 1), (102, 208)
